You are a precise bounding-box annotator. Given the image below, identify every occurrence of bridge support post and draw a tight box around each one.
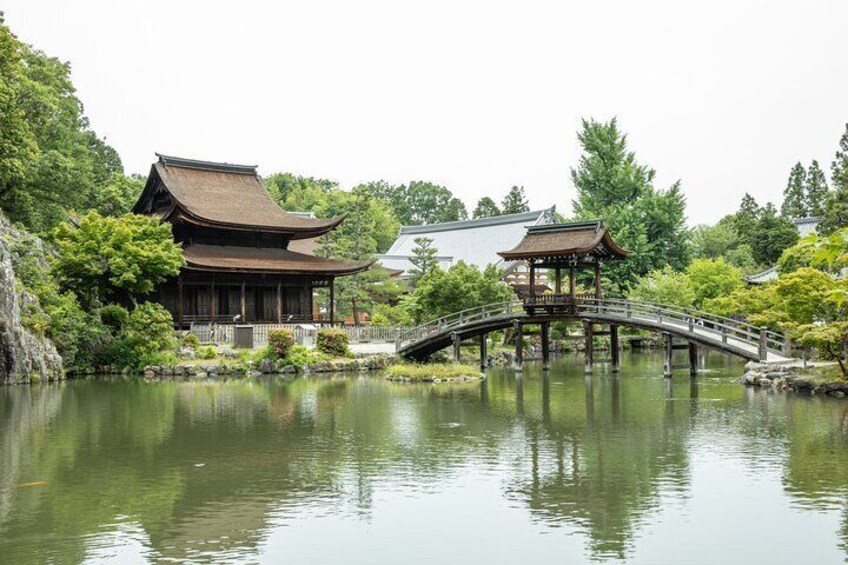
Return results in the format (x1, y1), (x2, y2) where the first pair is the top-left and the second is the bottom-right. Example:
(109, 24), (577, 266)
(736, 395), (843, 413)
(688, 342), (698, 377)
(479, 333), (487, 370)
(758, 327), (768, 362)
(663, 333), (673, 378)
(513, 321), (523, 371)
(451, 332), (461, 363)
(583, 319), (594, 373)
(610, 324), (620, 373)
(541, 322), (550, 370)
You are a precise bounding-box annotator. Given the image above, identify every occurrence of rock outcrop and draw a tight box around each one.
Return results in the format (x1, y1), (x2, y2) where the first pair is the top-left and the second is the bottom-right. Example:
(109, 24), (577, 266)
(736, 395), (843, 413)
(0, 217), (63, 384)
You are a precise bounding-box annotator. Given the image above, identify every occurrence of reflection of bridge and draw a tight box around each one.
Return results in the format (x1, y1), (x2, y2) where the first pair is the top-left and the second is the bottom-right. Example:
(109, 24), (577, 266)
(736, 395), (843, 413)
(395, 296), (796, 374)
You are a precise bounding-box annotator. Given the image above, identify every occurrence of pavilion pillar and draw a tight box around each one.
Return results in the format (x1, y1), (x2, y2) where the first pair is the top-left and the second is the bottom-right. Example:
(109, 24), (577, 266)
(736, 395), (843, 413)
(610, 324), (620, 373)
(688, 342), (698, 377)
(583, 319), (593, 373)
(663, 333), (674, 378)
(210, 279), (216, 323)
(541, 321), (550, 370)
(329, 279), (335, 326)
(452, 332), (461, 363)
(276, 282), (282, 324)
(594, 261), (602, 299)
(569, 267), (576, 298)
(529, 263), (536, 298)
(513, 321), (523, 371)
(555, 267), (562, 295)
(240, 281), (246, 322)
(176, 276), (184, 327)
(479, 333), (488, 370)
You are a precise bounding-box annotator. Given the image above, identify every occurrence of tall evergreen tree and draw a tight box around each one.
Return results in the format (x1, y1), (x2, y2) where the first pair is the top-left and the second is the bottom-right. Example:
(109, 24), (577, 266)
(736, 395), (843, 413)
(818, 124), (848, 234)
(570, 118), (689, 293)
(500, 185), (530, 214)
(804, 160), (828, 217)
(472, 197), (501, 218)
(780, 162), (807, 218)
(408, 237), (439, 284)
(750, 204), (799, 265)
(730, 193), (762, 245)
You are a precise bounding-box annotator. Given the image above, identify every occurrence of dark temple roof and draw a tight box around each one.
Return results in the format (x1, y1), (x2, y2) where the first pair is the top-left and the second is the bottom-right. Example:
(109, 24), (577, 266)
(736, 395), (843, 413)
(182, 244), (374, 275)
(132, 154), (345, 238)
(498, 221), (629, 263)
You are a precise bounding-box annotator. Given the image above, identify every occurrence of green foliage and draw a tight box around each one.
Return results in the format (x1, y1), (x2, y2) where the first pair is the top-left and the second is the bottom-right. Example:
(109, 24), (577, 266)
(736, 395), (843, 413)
(267, 329), (295, 359)
(52, 212), (184, 307)
(196, 345), (217, 360)
(472, 197), (501, 218)
(284, 345), (328, 367)
(778, 228), (848, 274)
(805, 160), (828, 217)
(500, 185), (529, 214)
(820, 125), (848, 235)
(781, 162), (807, 218)
(570, 118), (690, 293)
(793, 322), (848, 375)
(317, 329), (350, 357)
(181, 333), (200, 349)
(626, 267), (695, 308)
(750, 206), (799, 265)
(0, 16), (127, 231)
(360, 180), (467, 225)
(97, 303), (176, 370)
(409, 236), (439, 284)
(402, 262), (514, 323)
(685, 258), (744, 307)
(386, 363), (481, 381)
(370, 303), (412, 326)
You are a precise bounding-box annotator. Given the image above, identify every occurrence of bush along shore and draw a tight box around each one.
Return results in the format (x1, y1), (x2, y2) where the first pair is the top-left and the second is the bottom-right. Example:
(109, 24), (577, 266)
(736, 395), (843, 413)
(386, 364), (485, 383)
(740, 362), (848, 397)
(136, 354), (396, 379)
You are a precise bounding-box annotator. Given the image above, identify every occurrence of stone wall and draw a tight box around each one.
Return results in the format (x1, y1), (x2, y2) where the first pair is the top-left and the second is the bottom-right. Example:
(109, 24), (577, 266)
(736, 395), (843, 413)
(0, 216), (63, 384)
(740, 362), (848, 397)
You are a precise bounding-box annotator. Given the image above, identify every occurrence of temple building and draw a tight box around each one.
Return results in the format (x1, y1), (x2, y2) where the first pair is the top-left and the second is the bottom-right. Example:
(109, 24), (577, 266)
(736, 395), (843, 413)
(133, 154), (373, 326)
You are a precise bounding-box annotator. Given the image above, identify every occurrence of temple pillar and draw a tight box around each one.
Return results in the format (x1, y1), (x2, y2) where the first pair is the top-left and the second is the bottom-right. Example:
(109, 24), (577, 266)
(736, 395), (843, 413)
(210, 279), (216, 323)
(529, 263), (536, 298)
(329, 279), (335, 326)
(452, 332), (461, 363)
(555, 267), (562, 295)
(240, 281), (246, 322)
(276, 282), (282, 324)
(594, 261), (602, 299)
(177, 276), (184, 327)
(541, 321), (550, 370)
(610, 324), (620, 373)
(569, 267), (576, 298)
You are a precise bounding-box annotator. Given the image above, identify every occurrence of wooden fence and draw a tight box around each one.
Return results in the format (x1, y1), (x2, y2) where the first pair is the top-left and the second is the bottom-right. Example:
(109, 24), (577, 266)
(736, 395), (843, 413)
(188, 323), (405, 347)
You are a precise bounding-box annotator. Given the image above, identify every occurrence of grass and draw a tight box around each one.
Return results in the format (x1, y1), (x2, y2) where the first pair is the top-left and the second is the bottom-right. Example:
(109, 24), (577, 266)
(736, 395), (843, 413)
(386, 363), (483, 382)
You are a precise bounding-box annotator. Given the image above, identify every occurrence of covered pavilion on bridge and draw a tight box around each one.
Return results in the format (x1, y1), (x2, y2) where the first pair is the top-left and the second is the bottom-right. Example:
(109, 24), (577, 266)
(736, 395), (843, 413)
(497, 220), (629, 315)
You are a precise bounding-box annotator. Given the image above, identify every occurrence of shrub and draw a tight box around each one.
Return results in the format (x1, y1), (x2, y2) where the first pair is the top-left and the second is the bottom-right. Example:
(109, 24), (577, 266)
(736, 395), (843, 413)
(181, 332), (201, 349)
(267, 329), (295, 359)
(98, 304), (130, 333)
(285, 345), (328, 367)
(317, 329), (349, 357)
(96, 303), (176, 370)
(196, 345), (217, 360)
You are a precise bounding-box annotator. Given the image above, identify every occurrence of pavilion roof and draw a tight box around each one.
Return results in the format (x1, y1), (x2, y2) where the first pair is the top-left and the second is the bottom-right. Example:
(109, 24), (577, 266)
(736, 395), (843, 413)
(133, 154), (345, 239)
(182, 244), (373, 275)
(497, 220), (629, 263)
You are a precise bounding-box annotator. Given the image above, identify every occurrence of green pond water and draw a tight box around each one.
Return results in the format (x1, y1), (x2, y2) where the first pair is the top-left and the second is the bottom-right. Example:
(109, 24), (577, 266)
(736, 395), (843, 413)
(2, 353), (848, 564)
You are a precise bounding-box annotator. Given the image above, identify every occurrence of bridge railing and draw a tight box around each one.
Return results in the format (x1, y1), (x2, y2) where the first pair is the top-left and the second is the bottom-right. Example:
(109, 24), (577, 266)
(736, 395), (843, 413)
(396, 296), (790, 359)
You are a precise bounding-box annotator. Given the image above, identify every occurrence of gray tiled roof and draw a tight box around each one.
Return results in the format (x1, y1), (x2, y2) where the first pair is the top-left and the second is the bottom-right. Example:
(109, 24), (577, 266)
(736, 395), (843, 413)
(377, 208), (556, 276)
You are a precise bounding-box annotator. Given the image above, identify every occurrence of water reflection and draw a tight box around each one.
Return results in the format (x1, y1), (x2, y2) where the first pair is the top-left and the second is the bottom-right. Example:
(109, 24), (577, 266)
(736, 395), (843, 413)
(1, 354), (848, 563)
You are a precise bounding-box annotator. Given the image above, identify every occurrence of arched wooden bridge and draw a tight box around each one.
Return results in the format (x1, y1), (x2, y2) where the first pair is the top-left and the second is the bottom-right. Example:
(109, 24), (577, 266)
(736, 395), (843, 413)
(395, 297), (796, 371)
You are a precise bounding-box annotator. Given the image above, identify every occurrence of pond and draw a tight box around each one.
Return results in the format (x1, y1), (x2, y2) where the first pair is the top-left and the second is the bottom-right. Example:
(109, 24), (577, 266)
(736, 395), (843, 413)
(2, 353), (848, 564)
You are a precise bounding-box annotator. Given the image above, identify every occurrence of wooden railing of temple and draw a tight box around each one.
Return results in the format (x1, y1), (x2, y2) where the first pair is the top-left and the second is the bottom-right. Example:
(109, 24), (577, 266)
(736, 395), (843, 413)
(394, 297), (794, 362)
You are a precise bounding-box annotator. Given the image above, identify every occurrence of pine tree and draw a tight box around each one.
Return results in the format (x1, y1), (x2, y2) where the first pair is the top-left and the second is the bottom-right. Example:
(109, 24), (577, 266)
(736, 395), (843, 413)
(501, 185), (530, 214)
(818, 124), (848, 234)
(780, 162), (807, 218)
(409, 236), (439, 284)
(804, 160), (829, 217)
(472, 197), (501, 218)
(731, 193), (762, 246)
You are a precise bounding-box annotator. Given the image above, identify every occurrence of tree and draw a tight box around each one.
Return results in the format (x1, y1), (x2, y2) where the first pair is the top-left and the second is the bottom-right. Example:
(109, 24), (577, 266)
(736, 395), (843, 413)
(90, 173), (144, 216)
(821, 125), (848, 234)
(778, 228), (848, 275)
(626, 267), (695, 308)
(401, 262), (514, 323)
(266, 172), (337, 212)
(52, 212), (185, 308)
(0, 16), (126, 232)
(781, 162), (807, 218)
(408, 237), (439, 283)
(729, 193), (762, 245)
(398, 181), (468, 225)
(805, 160), (828, 217)
(501, 185), (529, 214)
(570, 118), (690, 292)
(685, 258), (744, 307)
(750, 205), (799, 265)
(472, 197), (501, 218)
(691, 222), (738, 259)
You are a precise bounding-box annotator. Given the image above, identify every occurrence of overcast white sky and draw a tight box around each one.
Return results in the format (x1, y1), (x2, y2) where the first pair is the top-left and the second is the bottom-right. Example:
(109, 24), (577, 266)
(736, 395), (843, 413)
(4, 0), (847, 225)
